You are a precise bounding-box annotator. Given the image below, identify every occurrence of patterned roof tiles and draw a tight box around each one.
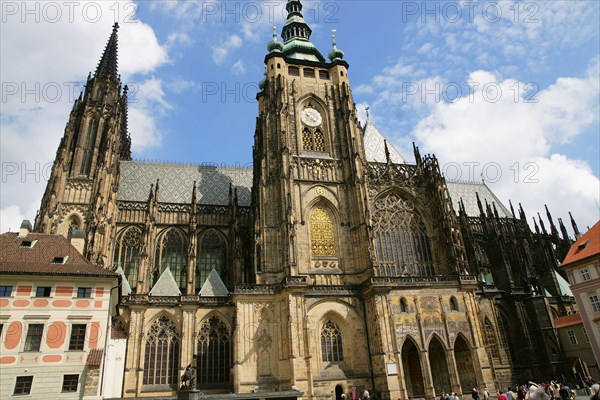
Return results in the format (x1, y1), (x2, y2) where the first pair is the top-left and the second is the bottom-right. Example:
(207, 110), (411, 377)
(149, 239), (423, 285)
(118, 161), (252, 206)
(446, 181), (512, 218)
(363, 122), (406, 164)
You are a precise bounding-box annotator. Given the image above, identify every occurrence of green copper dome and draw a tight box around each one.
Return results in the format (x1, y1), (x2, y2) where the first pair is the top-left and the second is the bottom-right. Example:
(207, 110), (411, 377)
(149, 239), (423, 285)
(267, 26), (283, 53)
(328, 31), (344, 61)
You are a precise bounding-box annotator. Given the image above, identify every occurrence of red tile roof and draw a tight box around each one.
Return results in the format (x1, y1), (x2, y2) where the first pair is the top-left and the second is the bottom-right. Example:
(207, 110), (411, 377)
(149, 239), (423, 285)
(0, 232), (116, 278)
(554, 313), (582, 328)
(561, 221), (600, 266)
(87, 348), (104, 366)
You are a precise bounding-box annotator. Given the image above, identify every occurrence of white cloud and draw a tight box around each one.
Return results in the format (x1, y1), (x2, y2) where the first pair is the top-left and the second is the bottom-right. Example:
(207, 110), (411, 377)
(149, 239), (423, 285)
(231, 60), (246, 75)
(212, 34), (243, 65)
(411, 62), (600, 229)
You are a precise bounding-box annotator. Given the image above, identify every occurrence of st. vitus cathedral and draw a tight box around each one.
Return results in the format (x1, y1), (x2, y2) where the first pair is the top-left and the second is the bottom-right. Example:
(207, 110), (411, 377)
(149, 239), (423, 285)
(34, 1), (580, 398)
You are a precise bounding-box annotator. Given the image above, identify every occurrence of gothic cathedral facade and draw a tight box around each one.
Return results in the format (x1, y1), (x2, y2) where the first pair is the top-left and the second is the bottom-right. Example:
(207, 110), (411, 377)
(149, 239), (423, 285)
(35, 2), (580, 399)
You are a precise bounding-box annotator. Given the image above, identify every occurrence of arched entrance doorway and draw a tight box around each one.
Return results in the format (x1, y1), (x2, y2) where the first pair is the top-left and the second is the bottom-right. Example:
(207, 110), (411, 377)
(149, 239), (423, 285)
(402, 338), (424, 397)
(335, 385), (345, 400)
(429, 336), (451, 395)
(454, 335), (477, 394)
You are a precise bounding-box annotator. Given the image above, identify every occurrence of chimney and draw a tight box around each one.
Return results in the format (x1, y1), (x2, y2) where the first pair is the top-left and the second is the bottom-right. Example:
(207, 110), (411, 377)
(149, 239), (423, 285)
(70, 229), (86, 255)
(18, 220), (32, 238)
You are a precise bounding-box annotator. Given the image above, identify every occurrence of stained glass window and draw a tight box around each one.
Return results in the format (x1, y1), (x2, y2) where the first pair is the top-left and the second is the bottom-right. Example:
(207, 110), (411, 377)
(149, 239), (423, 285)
(196, 230), (226, 292)
(113, 227), (142, 293)
(321, 320), (343, 362)
(371, 193), (434, 276)
(155, 229), (188, 291)
(197, 316), (231, 386)
(143, 316), (180, 387)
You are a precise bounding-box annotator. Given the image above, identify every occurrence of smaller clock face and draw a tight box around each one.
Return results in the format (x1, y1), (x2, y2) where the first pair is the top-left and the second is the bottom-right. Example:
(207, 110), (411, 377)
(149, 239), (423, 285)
(301, 108), (323, 127)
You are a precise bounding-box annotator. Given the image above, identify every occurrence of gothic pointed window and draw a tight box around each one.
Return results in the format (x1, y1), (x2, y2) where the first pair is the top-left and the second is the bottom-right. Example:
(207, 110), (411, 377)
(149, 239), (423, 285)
(80, 118), (99, 175)
(310, 206), (336, 257)
(113, 226), (142, 293)
(197, 316), (231, 387)
(154, 229), (188, 291)
(371, 193), (434, 277)
(143, 316), (180, 387)
(321, 320), (343, 362)
(483, 317), (500, 361)
(196, 230), (227, 292)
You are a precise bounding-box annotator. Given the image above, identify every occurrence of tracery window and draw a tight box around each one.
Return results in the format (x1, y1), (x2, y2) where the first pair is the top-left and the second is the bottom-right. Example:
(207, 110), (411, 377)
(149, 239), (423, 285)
(310, 206), (336, 257)
(321, 320), (343, 362)
(80, 118), (99, 175)
(143, 316), (180, 387)
(196, 230), (226, 292)
(302, 128), (326, 152)
(197, 316), (231, 387)
(371, 193), (434, 277)
(113, 227), (142, 293)
(154, 229), (187, 291)
(483, 317), (500, 361)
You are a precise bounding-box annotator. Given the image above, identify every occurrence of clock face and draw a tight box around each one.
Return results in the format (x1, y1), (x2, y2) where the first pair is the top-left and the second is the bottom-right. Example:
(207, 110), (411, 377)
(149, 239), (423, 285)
(301, 108), (323, 127)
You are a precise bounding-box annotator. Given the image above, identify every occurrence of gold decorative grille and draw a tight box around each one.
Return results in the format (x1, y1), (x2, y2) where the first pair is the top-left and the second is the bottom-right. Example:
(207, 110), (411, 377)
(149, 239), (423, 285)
(302, 128), (326, 152)
(371, 193), (434, 276)
(483, 318), (500, 361)
(310, 207), (336, 257)
(321, 320), (343, 362)
(143, 316), (180, 387)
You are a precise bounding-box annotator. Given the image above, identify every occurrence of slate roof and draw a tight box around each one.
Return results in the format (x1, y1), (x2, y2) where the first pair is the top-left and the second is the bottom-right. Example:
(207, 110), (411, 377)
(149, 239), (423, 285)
(561, 220), (600, 266)
(118, 161), (252, 206)
(0, 232), (116, 278)
(446, 181), (512, 218)
(199, 269), (229, 297)
(363, 122), (406, 164)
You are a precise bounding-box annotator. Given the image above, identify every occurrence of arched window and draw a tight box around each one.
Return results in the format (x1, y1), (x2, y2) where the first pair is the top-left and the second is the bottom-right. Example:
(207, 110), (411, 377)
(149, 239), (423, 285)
(196, 230), (227, 292)
(113, 227), (142, 293)
(66, 216), (81, 240)
(143, 316), (180, 387)
(371, 193), (434, 277)
(197, 316), (231, 387)
(400, 297), (408, 313)
(450, 296), (459, 311)
(302, 128), (326, 152)
(321, 320), (343, 362)
(483, 317), (500, 361)
(310, 206), (336, 257)
(154, 229), (187, 291)
(80, 118), (99, 175)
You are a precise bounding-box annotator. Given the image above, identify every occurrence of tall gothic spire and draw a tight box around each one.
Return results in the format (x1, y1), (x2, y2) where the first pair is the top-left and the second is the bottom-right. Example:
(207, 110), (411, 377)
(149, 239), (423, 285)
(95, 23), (120, 82)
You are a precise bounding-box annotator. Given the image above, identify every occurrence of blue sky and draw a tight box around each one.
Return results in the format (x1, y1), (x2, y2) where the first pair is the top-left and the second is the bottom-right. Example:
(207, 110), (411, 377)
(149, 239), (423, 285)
(1, 0), (599, 232)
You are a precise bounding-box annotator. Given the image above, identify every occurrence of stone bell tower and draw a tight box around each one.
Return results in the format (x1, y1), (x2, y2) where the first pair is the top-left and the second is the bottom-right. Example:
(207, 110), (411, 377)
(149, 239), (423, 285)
(253, 0), (373, 285)
(35, 23), (131, 266)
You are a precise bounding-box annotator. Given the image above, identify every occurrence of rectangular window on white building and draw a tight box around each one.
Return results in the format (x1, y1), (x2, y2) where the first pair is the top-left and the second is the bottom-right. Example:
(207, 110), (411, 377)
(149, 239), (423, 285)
(581, 267), (591, 281)
(567, 329), (578, 345)
(590, 295), (600, 313)
(24, 324), (44, 352)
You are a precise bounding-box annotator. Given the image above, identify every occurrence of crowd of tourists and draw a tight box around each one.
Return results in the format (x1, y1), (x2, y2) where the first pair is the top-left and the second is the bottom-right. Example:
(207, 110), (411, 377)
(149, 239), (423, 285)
(458, 379), (600, 400)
